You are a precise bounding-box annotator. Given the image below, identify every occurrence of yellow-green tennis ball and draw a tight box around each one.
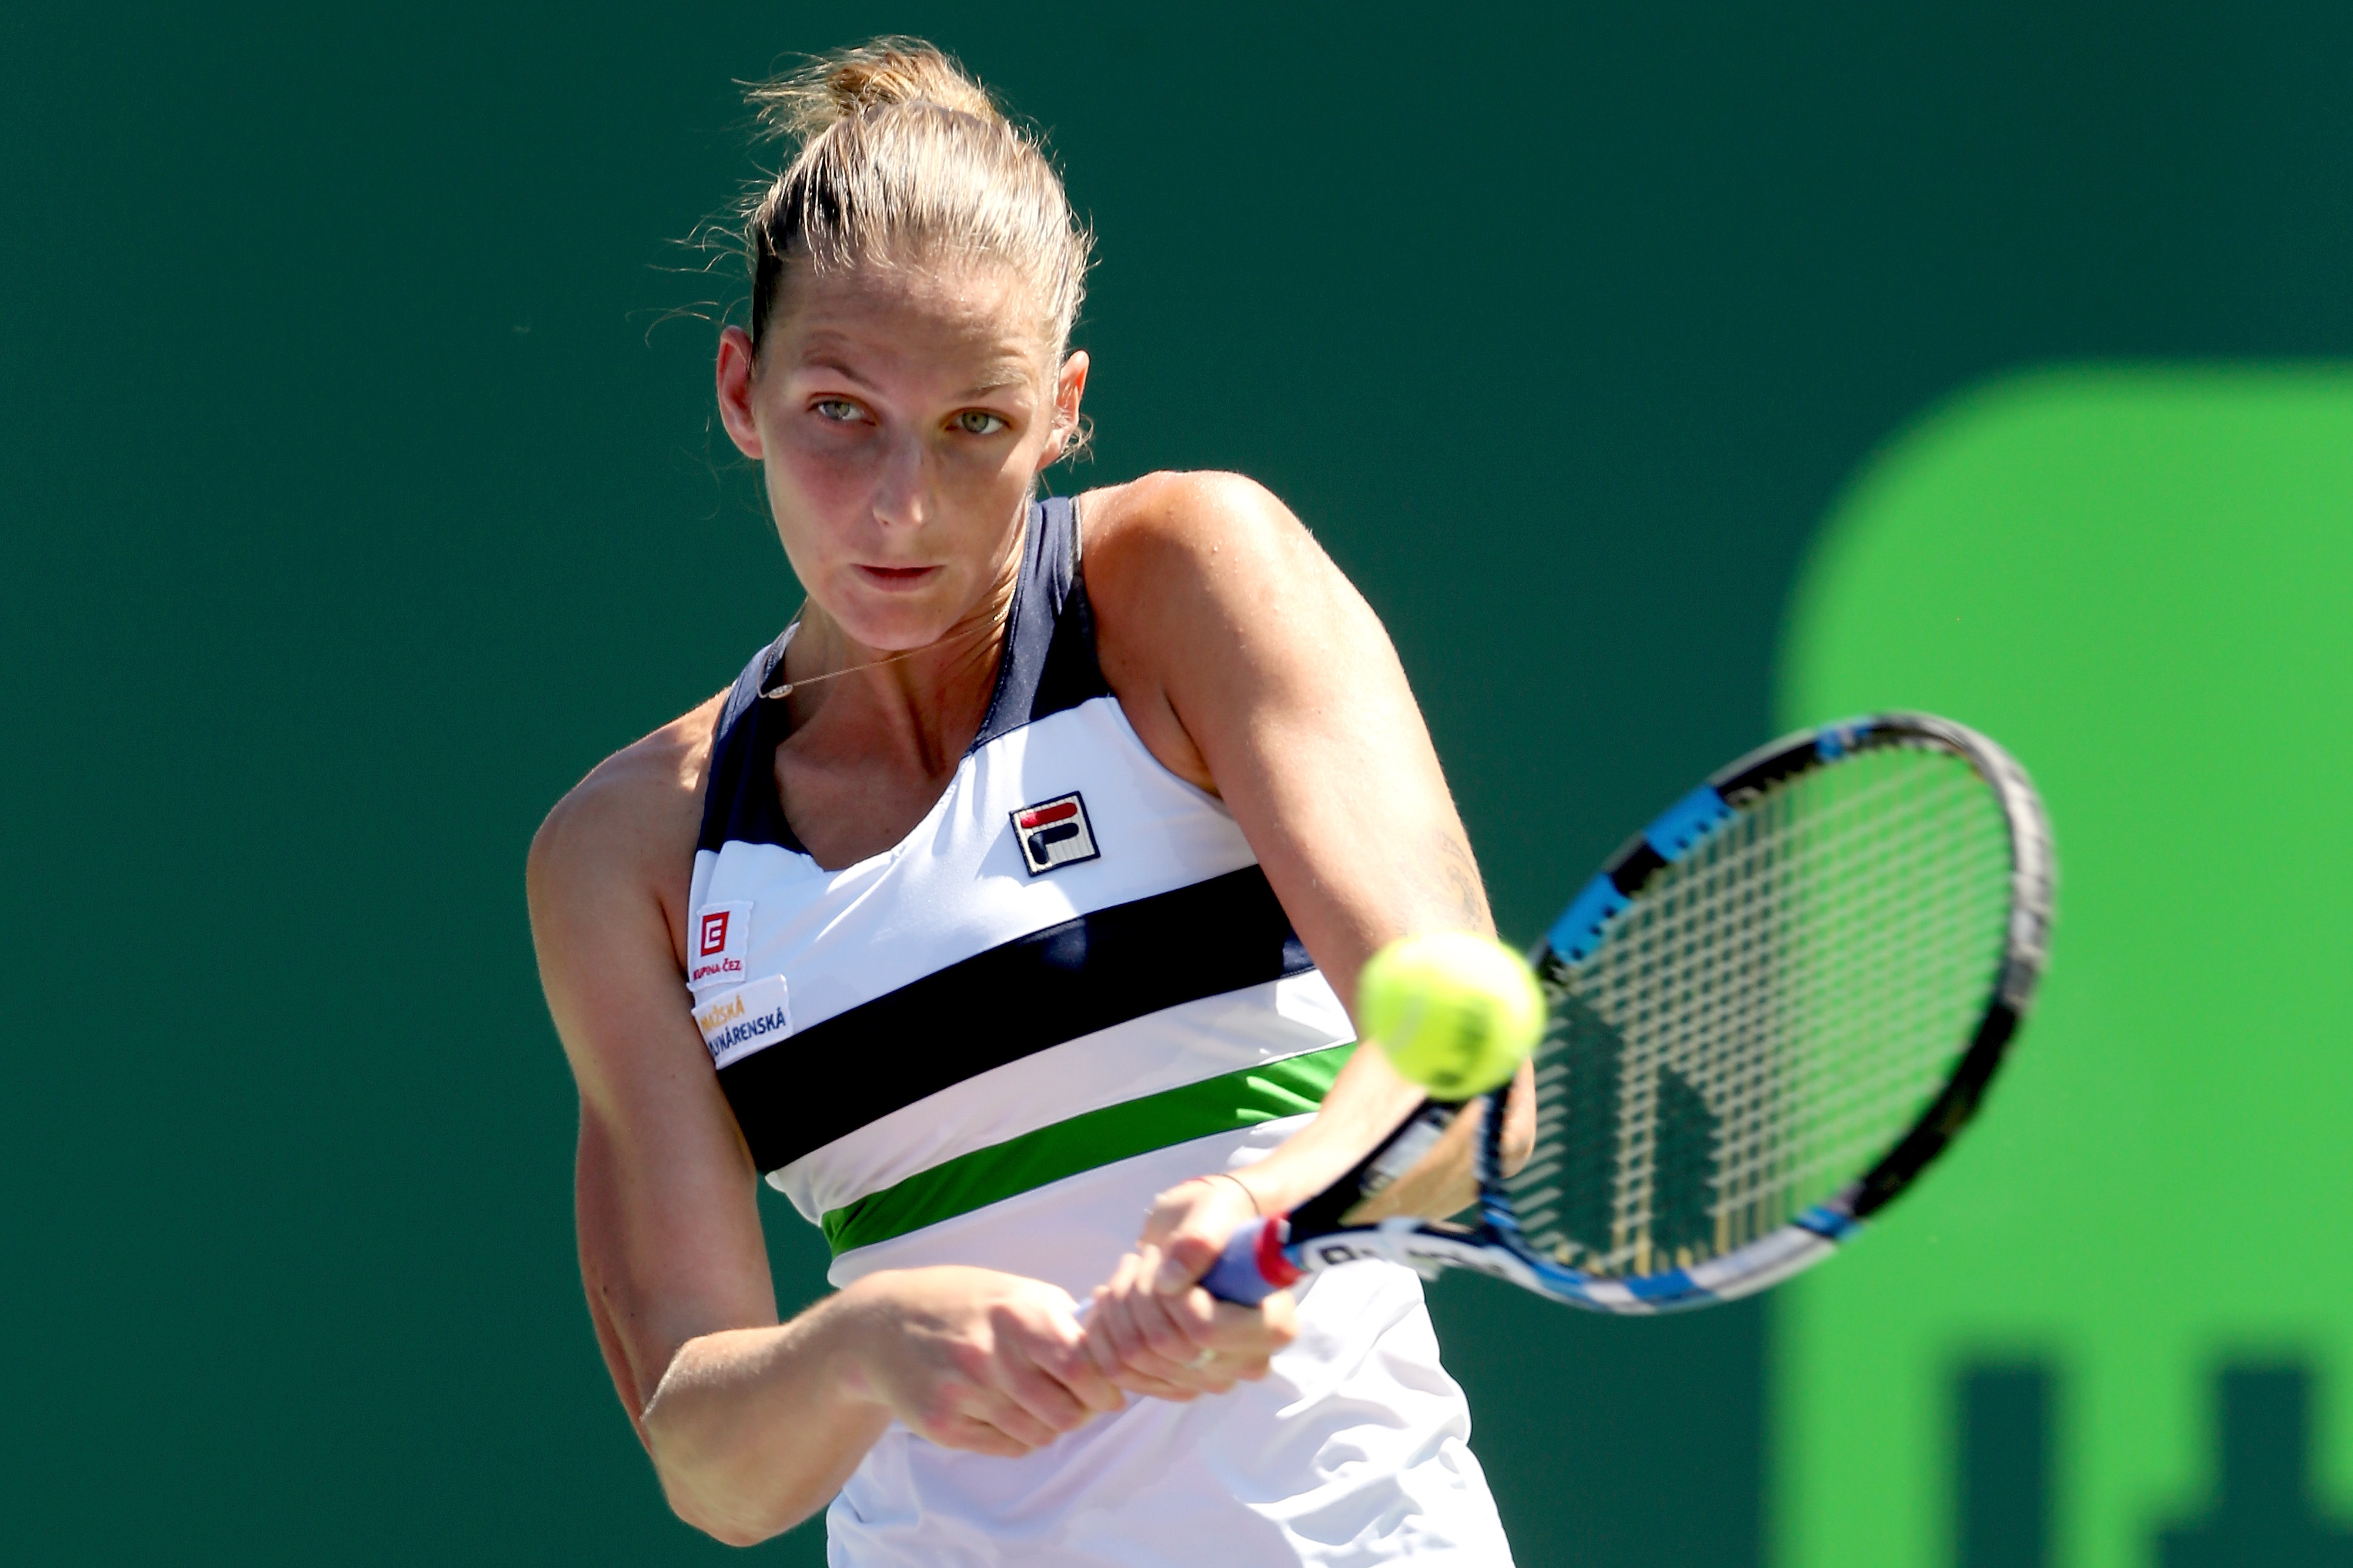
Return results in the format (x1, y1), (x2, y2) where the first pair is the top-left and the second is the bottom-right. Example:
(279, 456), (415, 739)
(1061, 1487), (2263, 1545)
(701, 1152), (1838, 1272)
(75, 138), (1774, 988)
(1357, 931), (1546, 1099)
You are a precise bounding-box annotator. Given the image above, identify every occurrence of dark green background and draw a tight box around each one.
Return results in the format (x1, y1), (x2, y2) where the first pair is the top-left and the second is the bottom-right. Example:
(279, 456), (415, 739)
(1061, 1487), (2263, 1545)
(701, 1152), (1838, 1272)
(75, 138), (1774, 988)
(5, 4), (2347, 1562)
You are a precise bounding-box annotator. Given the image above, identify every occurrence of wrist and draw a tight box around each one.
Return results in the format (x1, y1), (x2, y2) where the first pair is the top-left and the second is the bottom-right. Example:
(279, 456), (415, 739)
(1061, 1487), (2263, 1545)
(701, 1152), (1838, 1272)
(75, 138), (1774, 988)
(815, 1273), (901, 1410)
(1197, 1171), (1262, 1216)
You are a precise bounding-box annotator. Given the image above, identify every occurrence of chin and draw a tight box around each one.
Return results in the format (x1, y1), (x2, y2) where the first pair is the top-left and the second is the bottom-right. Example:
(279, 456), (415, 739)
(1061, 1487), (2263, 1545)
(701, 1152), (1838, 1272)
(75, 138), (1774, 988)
(832, 598), (955, 652)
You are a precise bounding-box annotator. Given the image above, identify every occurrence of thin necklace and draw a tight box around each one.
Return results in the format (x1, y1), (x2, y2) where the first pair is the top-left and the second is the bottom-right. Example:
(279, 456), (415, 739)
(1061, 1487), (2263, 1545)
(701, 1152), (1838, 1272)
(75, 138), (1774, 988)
(760, 604), (1010, 702)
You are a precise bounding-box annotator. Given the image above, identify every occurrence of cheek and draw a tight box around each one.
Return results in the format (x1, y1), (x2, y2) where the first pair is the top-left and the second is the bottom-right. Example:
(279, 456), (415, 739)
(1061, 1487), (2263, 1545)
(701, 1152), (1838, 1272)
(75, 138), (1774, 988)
(763, 422), (869, 512)
(758, 444), (867, 570)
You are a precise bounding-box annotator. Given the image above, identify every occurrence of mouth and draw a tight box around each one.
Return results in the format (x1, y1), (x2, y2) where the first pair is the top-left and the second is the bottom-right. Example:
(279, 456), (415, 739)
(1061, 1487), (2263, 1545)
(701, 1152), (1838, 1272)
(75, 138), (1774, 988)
(853, 564), (943, 591)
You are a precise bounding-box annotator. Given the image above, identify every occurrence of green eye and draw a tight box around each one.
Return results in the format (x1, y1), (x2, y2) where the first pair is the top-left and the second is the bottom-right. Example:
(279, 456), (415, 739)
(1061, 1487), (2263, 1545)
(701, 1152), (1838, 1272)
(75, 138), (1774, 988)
(955, 410), (1009, 436)
(814, 399), (862, 422)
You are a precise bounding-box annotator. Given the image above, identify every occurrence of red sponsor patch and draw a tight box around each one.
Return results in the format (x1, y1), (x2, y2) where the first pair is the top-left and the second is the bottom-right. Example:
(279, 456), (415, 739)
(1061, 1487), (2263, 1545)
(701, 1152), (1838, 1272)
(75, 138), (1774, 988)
(688, 901), (751, 988)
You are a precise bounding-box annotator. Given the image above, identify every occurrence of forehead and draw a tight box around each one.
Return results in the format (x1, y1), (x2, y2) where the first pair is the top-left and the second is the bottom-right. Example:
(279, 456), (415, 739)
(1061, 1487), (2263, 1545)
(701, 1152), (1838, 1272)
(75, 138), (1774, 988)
(769, 260), (1050, 393)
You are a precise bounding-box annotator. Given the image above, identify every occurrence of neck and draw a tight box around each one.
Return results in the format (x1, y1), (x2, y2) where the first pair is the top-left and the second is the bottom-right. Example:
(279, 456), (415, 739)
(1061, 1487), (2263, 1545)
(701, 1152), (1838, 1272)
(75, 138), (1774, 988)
(777, 533), (1024, 774)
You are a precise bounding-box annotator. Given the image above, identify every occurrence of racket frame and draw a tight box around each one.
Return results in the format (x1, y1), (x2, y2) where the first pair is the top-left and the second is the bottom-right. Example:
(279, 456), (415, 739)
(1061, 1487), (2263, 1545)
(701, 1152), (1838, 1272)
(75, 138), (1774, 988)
(1205, 712), (2055, 1315)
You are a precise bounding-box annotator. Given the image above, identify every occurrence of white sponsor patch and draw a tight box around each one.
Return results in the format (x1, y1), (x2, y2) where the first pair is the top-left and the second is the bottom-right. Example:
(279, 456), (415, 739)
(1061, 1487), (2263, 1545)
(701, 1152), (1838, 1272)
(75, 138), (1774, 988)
(694, 973), (792, 1069)
(688, 901), (751, 991)
(1011, 791), (1101, 875)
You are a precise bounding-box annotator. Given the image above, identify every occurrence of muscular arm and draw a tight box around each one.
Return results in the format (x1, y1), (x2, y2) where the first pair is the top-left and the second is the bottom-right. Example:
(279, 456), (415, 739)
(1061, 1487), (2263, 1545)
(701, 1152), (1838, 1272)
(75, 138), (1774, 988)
(1081, 473), (1533, 1373)
(529, 703), (1118, 1544)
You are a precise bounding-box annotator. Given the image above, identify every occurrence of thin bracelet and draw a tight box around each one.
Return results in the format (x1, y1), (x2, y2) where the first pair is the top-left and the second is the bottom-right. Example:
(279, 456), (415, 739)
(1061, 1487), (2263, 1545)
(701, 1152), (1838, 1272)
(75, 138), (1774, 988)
(1201, 1171), (1261, 1216)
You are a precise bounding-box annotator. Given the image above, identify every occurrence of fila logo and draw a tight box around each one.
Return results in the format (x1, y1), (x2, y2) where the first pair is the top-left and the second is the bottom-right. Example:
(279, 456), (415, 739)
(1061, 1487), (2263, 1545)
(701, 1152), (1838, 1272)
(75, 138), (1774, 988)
(1011, 791), (1101, 876)
(688, 901), (751, 988)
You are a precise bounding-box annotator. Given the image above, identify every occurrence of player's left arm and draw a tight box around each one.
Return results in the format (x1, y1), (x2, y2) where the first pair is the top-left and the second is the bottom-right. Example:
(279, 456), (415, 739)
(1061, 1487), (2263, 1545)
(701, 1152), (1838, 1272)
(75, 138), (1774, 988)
(1080, 471), (1531, 1393)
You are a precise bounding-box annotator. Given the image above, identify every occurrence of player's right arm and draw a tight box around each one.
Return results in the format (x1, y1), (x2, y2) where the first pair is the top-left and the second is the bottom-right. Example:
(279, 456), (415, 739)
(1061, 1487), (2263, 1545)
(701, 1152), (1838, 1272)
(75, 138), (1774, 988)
(526, 699), (1126, 1544)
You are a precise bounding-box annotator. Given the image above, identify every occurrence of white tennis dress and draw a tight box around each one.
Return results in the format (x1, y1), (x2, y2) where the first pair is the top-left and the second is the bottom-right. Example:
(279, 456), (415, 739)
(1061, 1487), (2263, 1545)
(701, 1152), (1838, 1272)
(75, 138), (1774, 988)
(685, 498), (1514, 1566)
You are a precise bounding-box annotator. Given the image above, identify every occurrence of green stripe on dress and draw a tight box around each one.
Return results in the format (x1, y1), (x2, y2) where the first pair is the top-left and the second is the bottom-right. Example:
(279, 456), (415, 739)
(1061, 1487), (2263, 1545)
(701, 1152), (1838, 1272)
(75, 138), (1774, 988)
(820, 1043), (1356, 1255)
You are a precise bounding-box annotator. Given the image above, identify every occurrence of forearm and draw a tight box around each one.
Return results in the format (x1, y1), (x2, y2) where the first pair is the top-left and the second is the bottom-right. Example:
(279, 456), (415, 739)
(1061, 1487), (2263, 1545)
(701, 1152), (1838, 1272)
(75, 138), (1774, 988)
(1231, 1040), (1536, 1224)
(1232, 1045), (1424, 1216)
(640, 1297), (891, 1546)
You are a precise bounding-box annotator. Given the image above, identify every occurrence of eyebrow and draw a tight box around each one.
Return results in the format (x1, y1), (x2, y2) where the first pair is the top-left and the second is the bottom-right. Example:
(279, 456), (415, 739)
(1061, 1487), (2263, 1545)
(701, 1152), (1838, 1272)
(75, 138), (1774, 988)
(795, 354), (877, 388)
(957, 368), (1034, 399)
(789, 338), (1038, 399)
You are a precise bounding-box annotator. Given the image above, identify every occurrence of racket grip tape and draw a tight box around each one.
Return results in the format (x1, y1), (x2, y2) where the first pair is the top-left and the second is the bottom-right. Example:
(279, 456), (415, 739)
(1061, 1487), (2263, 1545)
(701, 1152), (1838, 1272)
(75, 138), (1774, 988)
(1200, 1215), (1303, 1304)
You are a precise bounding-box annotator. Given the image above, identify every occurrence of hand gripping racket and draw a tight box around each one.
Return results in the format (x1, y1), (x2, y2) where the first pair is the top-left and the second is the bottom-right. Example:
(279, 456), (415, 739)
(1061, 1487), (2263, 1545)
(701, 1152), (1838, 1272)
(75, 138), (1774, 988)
(1205, 713), (2055, 1313)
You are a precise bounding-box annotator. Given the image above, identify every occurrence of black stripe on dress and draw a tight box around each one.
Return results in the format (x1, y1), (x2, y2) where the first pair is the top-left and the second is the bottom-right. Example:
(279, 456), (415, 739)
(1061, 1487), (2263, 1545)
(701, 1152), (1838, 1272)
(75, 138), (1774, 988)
(718, 865), (1317, 1174)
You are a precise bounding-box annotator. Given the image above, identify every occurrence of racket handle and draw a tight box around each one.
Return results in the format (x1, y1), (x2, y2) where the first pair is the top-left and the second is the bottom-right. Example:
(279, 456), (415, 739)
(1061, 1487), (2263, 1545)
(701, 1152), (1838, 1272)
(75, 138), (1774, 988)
(1200, 1215), (1302, 1304)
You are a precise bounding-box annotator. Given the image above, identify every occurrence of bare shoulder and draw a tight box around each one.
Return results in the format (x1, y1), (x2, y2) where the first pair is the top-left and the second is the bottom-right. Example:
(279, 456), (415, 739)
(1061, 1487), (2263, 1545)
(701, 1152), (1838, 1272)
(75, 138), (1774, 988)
(1078, 471), (1324, 605)
(1076, 472), (1386, 791)
(1081, 468), (1378, 659)
(527, 692), (728, 958)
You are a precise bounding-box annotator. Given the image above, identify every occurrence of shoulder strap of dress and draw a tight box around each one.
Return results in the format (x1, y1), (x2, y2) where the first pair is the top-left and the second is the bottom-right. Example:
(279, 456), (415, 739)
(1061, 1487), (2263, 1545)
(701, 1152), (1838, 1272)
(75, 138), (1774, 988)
(971, 495), (1113, 748)
(695, 627), (805, 855)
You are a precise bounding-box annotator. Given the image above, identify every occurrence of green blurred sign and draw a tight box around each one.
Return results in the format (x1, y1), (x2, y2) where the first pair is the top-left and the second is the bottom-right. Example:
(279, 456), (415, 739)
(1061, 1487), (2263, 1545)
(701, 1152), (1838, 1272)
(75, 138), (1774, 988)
(1773, 369), (2353, 1568)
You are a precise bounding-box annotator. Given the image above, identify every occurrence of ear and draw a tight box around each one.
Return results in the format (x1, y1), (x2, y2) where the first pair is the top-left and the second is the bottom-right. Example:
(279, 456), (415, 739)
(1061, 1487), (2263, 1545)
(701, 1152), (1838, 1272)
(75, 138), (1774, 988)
(716, 326), (765, 460)
(1041, 349), (1091, 467)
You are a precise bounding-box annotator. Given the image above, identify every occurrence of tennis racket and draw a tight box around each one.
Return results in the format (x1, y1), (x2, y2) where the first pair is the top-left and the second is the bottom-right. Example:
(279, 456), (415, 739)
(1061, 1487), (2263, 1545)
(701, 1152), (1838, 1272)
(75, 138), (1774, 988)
(1204, 712), (2054, 1313)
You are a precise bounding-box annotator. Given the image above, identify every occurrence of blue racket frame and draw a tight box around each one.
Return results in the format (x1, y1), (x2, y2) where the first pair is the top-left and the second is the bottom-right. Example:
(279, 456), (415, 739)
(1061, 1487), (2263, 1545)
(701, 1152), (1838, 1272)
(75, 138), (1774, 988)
(1205, 712), (2054, 1316)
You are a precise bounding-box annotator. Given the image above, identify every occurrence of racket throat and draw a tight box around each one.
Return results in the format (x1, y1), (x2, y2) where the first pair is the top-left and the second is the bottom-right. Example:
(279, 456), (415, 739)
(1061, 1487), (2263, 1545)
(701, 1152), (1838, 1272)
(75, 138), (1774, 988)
(1362, 1104), (1456, 1195)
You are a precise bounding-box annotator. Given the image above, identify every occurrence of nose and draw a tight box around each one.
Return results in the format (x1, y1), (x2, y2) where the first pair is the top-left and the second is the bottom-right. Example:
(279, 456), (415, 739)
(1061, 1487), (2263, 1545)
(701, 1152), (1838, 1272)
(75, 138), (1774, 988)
(869, 429), (930, 532)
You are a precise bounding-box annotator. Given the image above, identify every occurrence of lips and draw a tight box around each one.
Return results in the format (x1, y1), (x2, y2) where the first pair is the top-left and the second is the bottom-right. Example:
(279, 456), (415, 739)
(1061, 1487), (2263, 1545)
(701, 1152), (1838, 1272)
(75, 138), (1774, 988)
(853, 564), (941, 589)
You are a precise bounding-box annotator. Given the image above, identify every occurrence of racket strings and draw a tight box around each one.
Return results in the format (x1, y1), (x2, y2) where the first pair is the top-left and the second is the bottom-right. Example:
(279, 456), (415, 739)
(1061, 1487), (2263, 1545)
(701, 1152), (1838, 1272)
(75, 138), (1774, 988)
(1511, 745), (2013, 1277)
(1668, 755), (2008, 1245)
(1652, 752), (2005, 1251)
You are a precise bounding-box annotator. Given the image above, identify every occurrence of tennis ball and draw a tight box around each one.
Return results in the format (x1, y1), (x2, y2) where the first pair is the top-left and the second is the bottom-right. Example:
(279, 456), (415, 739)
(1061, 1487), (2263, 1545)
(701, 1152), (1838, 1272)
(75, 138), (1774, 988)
(1357, 931), (1546, 1099)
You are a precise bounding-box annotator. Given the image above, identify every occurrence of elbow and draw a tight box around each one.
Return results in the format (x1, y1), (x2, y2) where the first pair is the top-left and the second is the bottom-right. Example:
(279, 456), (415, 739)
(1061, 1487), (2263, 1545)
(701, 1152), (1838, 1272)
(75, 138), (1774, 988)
(652, 1455), (812, 1549)
(643, 1405), (822, 1549)
(675, 1505), (785, 1551)
(670, 1497), (768, 1549)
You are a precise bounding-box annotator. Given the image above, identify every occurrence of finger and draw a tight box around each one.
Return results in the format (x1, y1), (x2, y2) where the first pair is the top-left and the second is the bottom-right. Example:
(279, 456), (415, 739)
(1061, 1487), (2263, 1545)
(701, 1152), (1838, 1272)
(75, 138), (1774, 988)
(1166, 1292), (1296, 1388)
(1083, 1286), (1123, 1379)
(1101, 1273), (1208, 1395)
(999, 1356), (1097, 1435)
(1086, 1281), (1193, 1398)
(1128, 1276), (1224, 1389)
(1038, 1328), (1126, 1415)
(1089, 1256), (1155, 1374)
(1175, 1283), (1299, 1351)
(1106, 1365), (1198, 1400)
(1113, 1251), (1204, 1362)
(982, 1299), (1104, 1430)
(1155, 1197), (1255, 1293)
(969, 1389), (1061, 1450)
(1150, 1216), (1228, 1293)
(992, 1316), (1116, 1434)
(1096, 1256), (1216, 1392)
(929, 1413), (1033, 1458)
(1136, 1185), (1194, 1250)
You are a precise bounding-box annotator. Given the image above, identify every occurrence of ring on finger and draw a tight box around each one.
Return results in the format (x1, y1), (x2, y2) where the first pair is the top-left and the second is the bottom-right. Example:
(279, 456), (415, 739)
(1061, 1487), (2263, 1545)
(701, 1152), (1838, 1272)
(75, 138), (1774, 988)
(1189, 1347), (1216, 1370)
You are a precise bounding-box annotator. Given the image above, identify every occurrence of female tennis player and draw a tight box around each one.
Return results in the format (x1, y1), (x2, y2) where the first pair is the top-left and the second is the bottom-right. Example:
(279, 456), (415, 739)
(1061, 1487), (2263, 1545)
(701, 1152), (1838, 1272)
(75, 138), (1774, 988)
(528, 39), (1520, 1562)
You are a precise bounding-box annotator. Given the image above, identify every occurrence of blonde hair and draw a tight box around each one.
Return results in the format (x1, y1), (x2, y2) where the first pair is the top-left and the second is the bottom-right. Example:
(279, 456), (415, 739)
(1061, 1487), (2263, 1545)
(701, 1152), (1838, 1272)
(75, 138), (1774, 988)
(742, 39), (1092, 365)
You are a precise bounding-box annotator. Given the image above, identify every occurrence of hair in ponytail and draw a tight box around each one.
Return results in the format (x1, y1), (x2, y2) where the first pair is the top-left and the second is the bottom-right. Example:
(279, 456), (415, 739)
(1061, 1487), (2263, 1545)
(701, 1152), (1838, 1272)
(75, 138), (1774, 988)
(741, 39), (1091, 364)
